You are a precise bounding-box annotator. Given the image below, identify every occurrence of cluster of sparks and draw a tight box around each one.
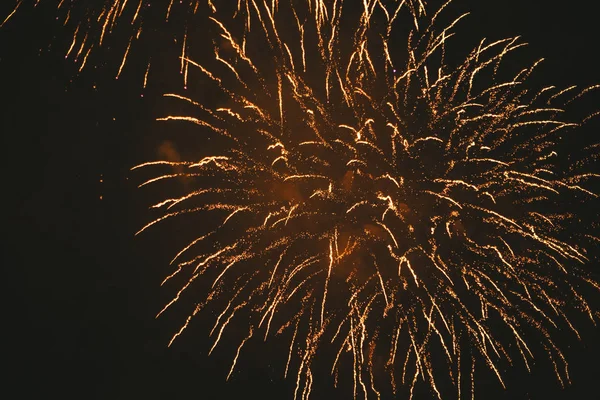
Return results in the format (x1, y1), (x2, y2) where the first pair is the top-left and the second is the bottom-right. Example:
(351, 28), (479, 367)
(11, 0), (598, 398)
(3, 0), (203, 82)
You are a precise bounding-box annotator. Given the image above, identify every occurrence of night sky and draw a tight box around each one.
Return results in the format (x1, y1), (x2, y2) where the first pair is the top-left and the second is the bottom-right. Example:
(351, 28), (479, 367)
(3, 1), (599, 399)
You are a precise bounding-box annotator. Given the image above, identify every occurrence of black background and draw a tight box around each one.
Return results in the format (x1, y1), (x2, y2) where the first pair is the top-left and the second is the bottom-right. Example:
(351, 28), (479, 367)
(2, 1), (599, 399)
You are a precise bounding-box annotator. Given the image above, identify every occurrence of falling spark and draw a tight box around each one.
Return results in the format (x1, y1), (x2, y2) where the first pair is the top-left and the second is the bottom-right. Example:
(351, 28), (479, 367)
(2, 0), (204, 81)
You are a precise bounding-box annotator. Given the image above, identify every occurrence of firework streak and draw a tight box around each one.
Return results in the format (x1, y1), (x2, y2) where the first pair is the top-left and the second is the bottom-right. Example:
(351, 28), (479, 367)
(3, 0), (204, 81)
(131, 1), (599, 398)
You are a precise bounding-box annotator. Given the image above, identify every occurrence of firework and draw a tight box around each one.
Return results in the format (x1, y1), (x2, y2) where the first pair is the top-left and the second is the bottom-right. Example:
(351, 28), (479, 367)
(133, 0), (599, 398)
(2, 0), (205, 83)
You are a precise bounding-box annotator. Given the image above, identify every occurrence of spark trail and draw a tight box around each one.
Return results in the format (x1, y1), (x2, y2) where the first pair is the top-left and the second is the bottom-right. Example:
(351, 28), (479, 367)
(3, 0), (204, 82)
(133, 0), (600, 398)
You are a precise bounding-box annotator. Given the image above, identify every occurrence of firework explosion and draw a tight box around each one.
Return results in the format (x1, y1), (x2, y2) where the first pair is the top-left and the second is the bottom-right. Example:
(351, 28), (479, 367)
(130, 0), (599, 398)
(2, 0), (203, 83)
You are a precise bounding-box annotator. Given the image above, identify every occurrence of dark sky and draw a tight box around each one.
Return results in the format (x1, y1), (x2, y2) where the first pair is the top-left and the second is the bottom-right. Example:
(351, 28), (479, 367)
(2, 1), (599, 399)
